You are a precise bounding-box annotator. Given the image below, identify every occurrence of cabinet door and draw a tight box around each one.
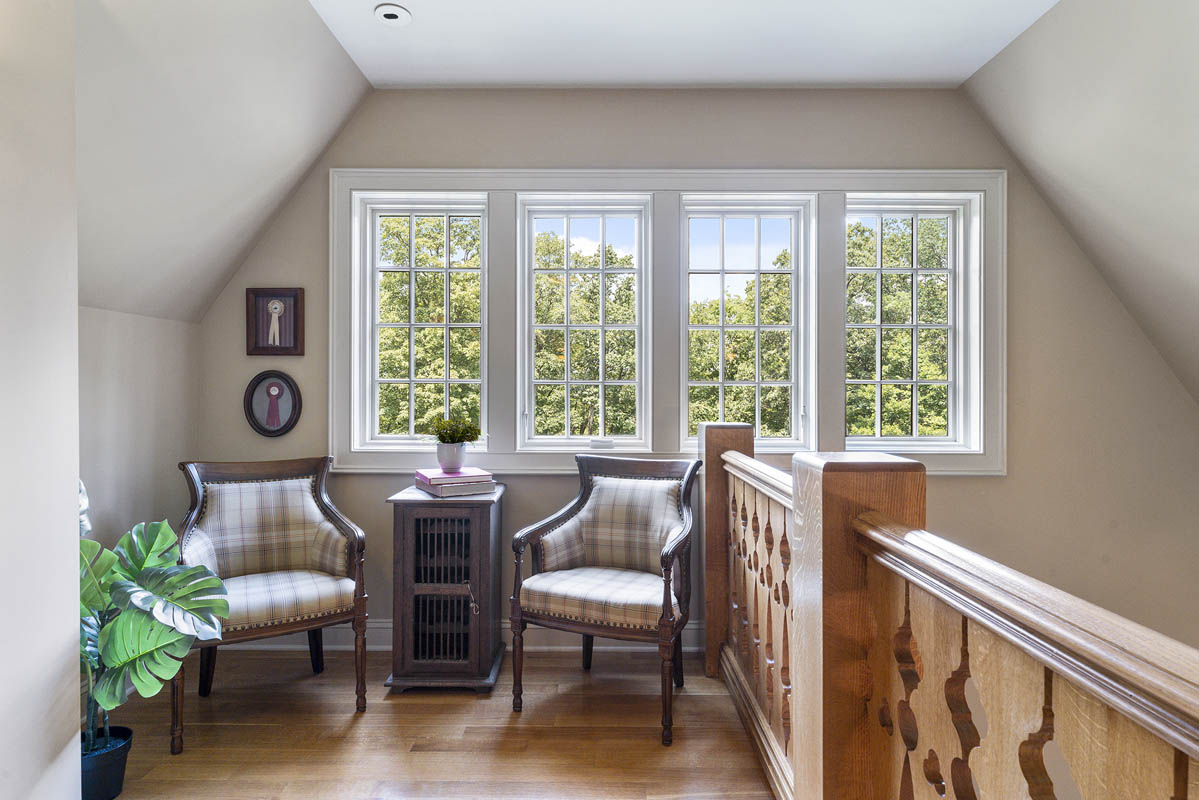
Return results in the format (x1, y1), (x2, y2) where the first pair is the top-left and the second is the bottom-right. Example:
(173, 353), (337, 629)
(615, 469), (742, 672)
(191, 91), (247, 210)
(401, 507), (481, 675)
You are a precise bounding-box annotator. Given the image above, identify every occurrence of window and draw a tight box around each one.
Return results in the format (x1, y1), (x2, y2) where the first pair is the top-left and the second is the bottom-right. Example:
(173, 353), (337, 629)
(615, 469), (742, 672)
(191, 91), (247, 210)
(518, 196), (650, 449)
(330, 171), (1004, 475)
(844, 209), (952, 439)
(838, 192), (994, 470)
(363, 196), (487, 450)
(682, 199), (809, 447)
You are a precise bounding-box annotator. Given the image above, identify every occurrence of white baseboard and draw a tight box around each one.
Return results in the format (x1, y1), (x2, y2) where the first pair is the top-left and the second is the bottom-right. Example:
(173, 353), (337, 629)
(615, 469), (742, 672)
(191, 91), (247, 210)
(220, 618), (705, 654)
(721, 645), (793, 800)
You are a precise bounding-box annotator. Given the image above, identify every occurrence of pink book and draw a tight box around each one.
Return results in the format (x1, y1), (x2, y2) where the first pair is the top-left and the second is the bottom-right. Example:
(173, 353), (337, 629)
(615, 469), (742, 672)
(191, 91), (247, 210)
(414, 466), (493, 485)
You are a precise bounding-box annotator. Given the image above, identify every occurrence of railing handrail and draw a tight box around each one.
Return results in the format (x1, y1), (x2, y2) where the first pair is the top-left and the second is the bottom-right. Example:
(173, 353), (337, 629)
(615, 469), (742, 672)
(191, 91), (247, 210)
(721, 451), (793, 510)
(854, 510), (1199, 759)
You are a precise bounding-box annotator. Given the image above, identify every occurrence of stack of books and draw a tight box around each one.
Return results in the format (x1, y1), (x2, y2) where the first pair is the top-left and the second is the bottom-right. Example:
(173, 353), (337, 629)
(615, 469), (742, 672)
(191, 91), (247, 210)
(414, 467), (496, 497)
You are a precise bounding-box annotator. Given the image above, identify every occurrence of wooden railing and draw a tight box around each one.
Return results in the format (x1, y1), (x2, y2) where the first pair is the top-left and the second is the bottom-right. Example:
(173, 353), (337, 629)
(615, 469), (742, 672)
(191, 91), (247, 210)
(699, 423), (1199, 800)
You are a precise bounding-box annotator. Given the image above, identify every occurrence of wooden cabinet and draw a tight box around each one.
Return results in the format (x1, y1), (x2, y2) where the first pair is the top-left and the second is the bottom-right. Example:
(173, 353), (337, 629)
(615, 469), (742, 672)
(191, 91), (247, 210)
(385, 484), (505, 692)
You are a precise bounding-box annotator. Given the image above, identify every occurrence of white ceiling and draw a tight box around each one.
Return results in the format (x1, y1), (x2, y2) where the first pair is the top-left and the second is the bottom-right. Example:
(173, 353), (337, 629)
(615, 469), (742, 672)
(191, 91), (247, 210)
(308, 0), (1060, 88)
(77, 0), (369, 321)
(965, 0), (1199, 399)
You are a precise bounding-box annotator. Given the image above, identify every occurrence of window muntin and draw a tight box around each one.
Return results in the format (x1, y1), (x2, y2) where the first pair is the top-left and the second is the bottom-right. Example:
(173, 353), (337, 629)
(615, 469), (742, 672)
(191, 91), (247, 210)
(683, 208), (804, 443)
(844, 209), (954, 440)
(373, 210), (484, 439)
(521, 201), (648, 447)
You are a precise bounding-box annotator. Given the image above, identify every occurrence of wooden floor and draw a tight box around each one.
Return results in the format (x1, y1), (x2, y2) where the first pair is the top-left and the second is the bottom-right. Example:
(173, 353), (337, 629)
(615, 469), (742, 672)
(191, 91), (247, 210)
(112, 649), (772, 800)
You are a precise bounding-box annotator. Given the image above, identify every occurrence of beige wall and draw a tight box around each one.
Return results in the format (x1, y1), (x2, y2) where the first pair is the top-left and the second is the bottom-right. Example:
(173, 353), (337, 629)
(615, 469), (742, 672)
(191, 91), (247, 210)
(196, 89), (1199, 647)
(79, 306), (201, 547)
(964, 0), (1199, 398)
(77, 0), (370, 322)
(0, 0), (81, 795)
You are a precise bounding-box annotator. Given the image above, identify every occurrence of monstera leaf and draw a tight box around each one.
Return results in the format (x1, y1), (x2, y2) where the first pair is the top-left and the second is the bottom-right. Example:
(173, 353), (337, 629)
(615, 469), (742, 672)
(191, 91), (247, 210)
(111, 520), (179, 582)
(80, 607), (101, 672)
(110, 564), (229, 640)
(80, 538), (118, 612)
(93, 608), (193, 710)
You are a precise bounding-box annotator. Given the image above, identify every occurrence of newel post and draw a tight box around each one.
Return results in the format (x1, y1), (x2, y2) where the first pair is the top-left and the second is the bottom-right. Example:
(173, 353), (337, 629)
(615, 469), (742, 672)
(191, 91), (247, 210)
(790, 452), (926, 800)
(699, 422), (754, 678)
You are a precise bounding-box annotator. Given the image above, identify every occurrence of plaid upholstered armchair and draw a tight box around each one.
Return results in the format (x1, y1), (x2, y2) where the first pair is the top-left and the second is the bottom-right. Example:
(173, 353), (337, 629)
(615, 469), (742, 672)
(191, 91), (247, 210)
(510, 455), (701, 745)
(169, 457), (367, 753)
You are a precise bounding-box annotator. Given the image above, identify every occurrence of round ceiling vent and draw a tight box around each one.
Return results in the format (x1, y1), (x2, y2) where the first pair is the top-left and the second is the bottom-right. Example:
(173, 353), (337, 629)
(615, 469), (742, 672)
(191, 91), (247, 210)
(374, 3), (412, 26)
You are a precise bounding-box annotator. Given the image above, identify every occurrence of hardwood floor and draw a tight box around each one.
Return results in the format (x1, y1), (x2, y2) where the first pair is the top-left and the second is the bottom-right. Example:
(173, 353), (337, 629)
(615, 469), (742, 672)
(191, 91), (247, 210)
(112, 649), (772, 799)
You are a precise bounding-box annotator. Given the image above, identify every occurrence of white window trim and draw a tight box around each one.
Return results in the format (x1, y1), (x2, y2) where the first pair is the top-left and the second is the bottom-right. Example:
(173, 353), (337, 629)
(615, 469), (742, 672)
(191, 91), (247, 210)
(834, 191), (1002, 475)
(516, 194), (654, 452)
(329, 169), (1005, 476)
(679, 194), (816, 453)
(338, 192), (489, 456)
(843, 196), (969, 448)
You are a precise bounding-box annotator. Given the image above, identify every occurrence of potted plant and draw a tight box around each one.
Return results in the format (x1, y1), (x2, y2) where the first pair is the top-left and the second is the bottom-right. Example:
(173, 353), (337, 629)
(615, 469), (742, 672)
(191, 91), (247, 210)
(431, 417), (481, 470)
(80, 521), (228, 800)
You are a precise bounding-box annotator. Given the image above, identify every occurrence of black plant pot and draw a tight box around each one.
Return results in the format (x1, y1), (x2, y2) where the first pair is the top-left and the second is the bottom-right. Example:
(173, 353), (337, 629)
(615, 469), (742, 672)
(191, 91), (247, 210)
(81, 726), (132, 800)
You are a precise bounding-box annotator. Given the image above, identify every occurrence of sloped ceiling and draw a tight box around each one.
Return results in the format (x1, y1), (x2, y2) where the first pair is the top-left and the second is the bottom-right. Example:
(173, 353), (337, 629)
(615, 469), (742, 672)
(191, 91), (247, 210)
(76, 0), (369, 321)
(965, 0), (1199, 399)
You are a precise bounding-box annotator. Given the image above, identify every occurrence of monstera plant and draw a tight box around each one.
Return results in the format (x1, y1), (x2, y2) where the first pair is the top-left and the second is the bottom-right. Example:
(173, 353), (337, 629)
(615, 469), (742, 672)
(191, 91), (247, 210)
(79, 521), (228, 757)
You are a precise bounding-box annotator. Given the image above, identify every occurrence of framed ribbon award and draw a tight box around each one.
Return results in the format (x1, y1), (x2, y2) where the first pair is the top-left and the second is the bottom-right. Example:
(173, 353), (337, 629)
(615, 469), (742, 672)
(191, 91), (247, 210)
(243, 370), (302, 437)
(246, 287), (304, 355)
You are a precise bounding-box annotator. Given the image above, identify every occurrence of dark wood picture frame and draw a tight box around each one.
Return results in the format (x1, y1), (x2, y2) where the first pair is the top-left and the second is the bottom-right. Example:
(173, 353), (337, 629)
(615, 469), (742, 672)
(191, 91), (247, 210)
(243, 370), (302, 437)
(246, 287), (304, 355)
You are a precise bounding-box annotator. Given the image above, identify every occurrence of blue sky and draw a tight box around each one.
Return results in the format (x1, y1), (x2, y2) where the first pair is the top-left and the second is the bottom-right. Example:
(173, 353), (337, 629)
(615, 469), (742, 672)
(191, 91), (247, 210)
(688, 216), (791, 270)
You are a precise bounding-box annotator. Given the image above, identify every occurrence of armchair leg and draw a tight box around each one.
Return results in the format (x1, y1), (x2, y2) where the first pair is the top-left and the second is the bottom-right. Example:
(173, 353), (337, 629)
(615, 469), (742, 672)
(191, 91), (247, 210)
(170, 662), (184, 755)
(511, 621), (525, 712)
(582, 634), (594, 670)
(660, 653), (674, 746)
(308, 629), (325, 674)
(672, 636), (684, 688)
(198, 646), (216, 697)
(353, 605), (367, 712)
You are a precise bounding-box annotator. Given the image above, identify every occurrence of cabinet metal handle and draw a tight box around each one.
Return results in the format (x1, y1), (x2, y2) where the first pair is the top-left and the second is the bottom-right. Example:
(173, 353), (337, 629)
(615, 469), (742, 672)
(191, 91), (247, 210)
(463, 580), (480, 615)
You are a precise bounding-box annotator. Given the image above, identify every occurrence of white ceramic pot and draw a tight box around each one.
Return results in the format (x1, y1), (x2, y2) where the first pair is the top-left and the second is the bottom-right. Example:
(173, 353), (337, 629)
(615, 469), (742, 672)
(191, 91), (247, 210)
(436, 442), (466, 471)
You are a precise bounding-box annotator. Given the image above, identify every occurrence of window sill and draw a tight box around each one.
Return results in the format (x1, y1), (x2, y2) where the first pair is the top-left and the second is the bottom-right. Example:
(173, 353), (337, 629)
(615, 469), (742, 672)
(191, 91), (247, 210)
(330, 448), (694, 475)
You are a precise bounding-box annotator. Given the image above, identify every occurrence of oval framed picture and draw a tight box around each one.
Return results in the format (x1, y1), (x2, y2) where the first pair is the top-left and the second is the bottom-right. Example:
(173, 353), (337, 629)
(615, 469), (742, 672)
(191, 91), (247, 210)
(243, 370), (302, 437)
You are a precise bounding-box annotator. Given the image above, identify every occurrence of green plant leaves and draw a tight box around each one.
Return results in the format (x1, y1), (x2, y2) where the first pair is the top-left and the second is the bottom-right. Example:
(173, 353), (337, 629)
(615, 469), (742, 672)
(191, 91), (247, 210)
(431, 416), (481, 444)
(110, 564), (229, 641)
(112, 520), (179, 581)
(80, 610), (101, 672)
(93, 609), (193, 710)
(80, 538), (117, 612)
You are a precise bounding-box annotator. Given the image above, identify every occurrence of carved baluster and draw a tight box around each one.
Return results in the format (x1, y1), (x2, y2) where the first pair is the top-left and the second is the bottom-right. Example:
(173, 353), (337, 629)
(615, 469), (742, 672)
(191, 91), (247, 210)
(893, 583), (923, 796)
(727, 482), (739, 655)
(946, 617), (981, 800)
(739, 487), (751, 659)
(781, 614), (792, 752)
(1020, 668), (1059, 800)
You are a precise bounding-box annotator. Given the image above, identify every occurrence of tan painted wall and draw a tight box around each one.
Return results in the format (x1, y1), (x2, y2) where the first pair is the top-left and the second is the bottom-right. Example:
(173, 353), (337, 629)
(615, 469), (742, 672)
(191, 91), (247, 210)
(0, 1), (81, 795)
(79, 306), (201, 547)
(964, 0), (1199, 398)
(196, 89), (1199, 647)
(77, 0), (370, 322)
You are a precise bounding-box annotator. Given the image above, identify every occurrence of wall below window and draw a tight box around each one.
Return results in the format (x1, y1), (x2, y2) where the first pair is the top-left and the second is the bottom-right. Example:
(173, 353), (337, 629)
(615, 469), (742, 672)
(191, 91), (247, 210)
(194, 89), (1199, 647)
(78, 306), (201, 546)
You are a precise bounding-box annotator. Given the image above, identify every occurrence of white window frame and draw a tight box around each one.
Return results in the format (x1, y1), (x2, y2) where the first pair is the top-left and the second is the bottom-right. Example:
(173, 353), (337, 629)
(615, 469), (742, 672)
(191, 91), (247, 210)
(330, 169), (1005, 476)
(338, 191), (489, 456)
(837, 192), (994, 472)
(516, 194), (653, 452)
(679, 195), (815, 452)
